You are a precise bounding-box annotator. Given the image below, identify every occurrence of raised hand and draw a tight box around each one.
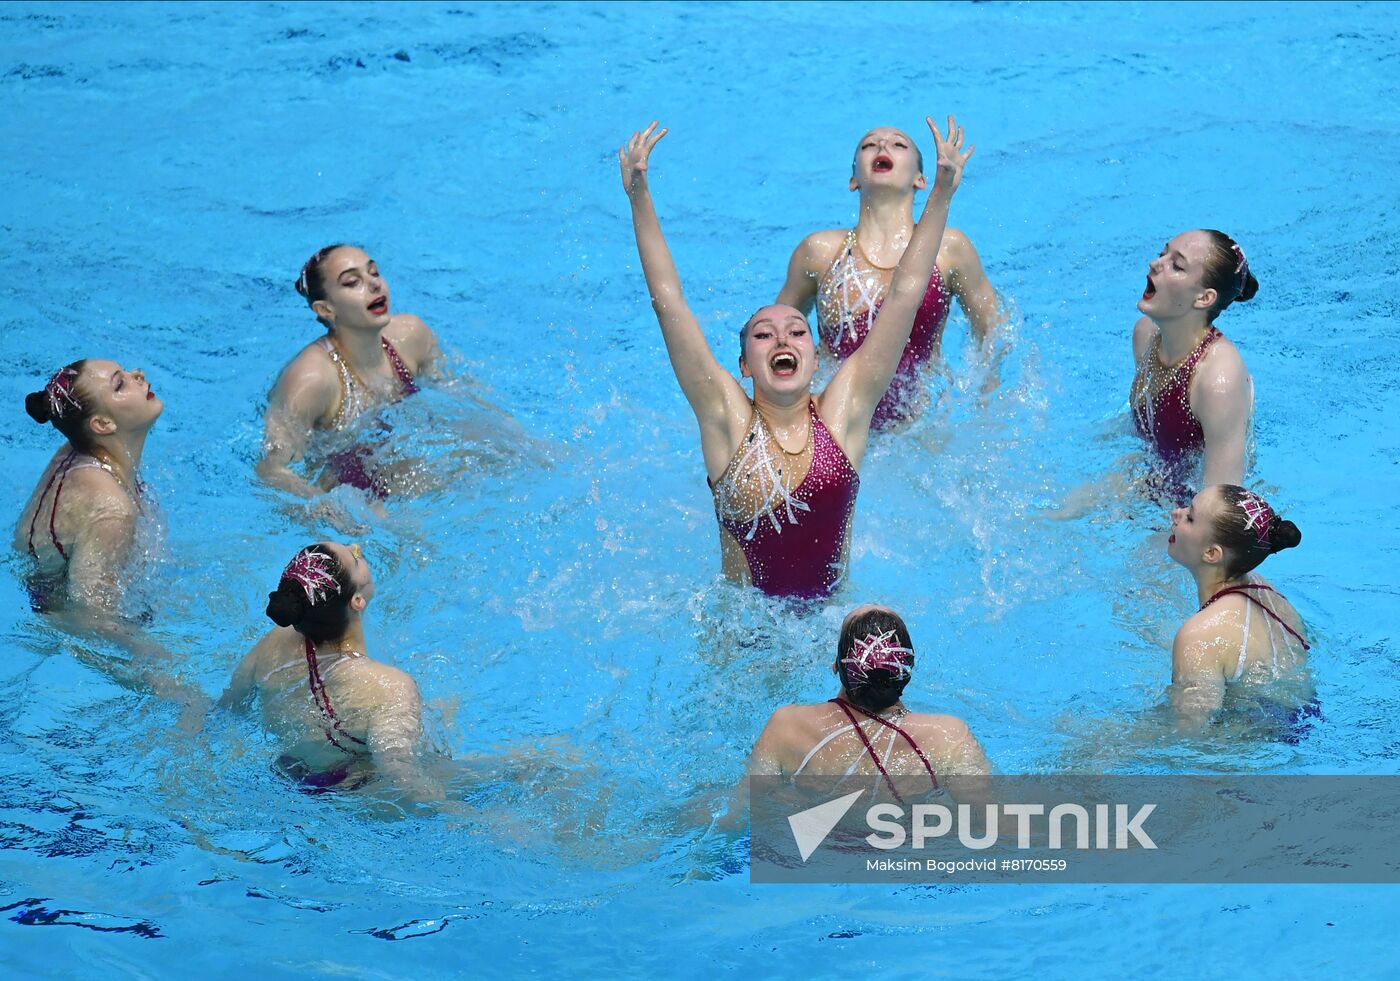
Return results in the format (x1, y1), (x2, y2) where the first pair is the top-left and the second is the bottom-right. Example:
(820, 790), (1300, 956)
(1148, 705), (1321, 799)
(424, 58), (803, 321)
(618, 121), (669, 197)
(927, 115), (974, 196)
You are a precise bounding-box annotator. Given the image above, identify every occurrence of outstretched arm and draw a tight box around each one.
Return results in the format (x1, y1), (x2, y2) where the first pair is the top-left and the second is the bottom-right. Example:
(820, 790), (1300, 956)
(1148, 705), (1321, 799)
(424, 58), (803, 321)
(823, 116), (973, 447)
(620, 123), (748, 443)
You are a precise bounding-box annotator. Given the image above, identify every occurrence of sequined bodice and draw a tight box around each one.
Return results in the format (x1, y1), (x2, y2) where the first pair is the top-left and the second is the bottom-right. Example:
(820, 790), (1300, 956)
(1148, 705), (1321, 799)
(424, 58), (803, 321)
(318, 335), (418, 431)
(816, 229), (951, 429)
(1130, 326), (1220, 458)
(708, 401), (859, 598)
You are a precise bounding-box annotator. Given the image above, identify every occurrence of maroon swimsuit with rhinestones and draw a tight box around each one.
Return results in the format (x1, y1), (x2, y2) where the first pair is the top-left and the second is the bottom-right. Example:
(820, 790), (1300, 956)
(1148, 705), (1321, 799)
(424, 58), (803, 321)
(817, 231), (952, 430)
(1131, 326), (1221, 459)
(323, 336), (419, 497)
(709, 401), (859, 599)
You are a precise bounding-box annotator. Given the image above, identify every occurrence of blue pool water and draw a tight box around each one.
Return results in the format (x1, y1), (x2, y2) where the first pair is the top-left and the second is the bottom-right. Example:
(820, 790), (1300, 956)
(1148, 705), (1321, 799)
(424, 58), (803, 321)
(3, 0), (1399, 975)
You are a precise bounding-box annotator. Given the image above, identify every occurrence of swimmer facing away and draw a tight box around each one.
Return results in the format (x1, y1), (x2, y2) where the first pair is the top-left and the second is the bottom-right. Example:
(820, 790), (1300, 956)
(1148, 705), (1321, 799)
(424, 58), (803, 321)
(777, 124), (1003, 428)
(16, 360), (162, 613)
(259, 246), (441, 497)
(747, 604), (990, 799)
(221, 542), (433, 797)
(1132, 231), (1257, 489)
(1166, 485), (1315, 729)
(620, 117), (973, 598)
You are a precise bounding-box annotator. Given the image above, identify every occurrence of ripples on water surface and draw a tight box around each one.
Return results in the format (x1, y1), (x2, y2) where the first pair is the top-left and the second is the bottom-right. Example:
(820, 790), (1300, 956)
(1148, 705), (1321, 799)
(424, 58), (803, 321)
(2, 1), (1398, 975)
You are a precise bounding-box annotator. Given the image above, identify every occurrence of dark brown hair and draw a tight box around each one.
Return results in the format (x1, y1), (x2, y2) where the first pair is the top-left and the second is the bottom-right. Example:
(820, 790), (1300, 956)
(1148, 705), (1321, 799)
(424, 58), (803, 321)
(265, 544), (356, 643)
(1211, 485), (1302, 579)
(294, 244), (353, 305)
(25, 360), (96, 452)
(837, 607), (916, 712)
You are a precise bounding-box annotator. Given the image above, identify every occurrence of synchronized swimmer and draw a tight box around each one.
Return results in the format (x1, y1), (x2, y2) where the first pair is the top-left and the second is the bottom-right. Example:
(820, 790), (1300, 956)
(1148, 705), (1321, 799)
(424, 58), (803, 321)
(260, 245), (441, 498)
(620, 116), (972, 597)
(747, 605), (991, 795)
(778, 125), (1003, 428)
(1132, 230), (1257, 488)
(17, 360), (162, 613)
(221, 542), (433, 795)
(13, 111), (1318, 808)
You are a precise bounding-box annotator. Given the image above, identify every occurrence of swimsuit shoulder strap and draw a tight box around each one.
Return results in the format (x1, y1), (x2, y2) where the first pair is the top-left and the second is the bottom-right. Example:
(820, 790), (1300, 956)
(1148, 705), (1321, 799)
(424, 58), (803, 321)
(1232, 593), (1253, 682)
(1205, 584), (1311, 652)
(793, 721), (856, 777)
(830, 698), (903, 801)
(28, 449), (77, 559)
(303, 637), (368, 753)
(836, 698), (939, 790)
(317, 335), (356, 426)
(381, 336), (418, 395)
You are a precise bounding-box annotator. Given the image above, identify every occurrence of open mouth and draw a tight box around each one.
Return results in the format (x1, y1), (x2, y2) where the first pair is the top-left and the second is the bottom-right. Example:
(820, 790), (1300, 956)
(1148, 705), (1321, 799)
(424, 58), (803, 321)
(769, 352), (798, 376)
(873, 154), (894, 173)
(368, 296), (389, 315)
(1142, 275), (1156, 300)
(1168, 533), (1176, 544)
(146, 389), (155, 401)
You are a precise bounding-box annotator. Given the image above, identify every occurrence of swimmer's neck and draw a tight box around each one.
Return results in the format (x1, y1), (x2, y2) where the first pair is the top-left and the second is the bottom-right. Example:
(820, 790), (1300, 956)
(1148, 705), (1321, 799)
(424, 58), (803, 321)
(835, 690), (908, 717)
(752, 388), (811, 429)
(1149, 311), (1212, 364)
(314, 621), (370, 660)
(87, 428), (151, 492)
(329, 325), (393, 381)
(856, 192), (916, 254)
(1194, 568), (1242, 608)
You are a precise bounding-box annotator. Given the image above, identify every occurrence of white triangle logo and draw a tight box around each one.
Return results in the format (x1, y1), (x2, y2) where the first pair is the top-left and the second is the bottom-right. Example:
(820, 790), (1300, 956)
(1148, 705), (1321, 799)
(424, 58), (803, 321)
(787, 790), (865, 862)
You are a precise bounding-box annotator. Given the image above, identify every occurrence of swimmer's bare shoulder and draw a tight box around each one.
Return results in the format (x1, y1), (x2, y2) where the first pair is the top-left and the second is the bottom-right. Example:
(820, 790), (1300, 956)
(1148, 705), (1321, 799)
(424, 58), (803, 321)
(909, 712), (990, 776)
(777, 229), (849, 310)
(269, 341), (342, 427)
(750, 703), (825, 773)
(936, 226), (979, 275)
(1192, 330), (1249, 389)
(220, 627), (299, 710)
(790, 229), (848, 276)
(1132, 316), (1157, 362)
(384, 313), (438, 374)
(1171, 611), (1237, 681)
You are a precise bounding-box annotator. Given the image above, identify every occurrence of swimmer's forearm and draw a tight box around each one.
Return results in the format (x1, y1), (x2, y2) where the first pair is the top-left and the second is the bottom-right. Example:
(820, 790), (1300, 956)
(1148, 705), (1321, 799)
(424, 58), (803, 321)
(628, 182), (688, 314)
(889, 194), (952, 298)
(256, 457), (322, 498)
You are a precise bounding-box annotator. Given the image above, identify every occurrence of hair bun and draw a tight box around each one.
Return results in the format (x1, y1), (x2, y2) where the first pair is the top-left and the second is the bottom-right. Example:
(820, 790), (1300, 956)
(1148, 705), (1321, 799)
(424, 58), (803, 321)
(24, 391), (52, 424)
(1238, 270), (1259, 303)
(1269, 518), (1301, 553)
(265, 584), (307, 627)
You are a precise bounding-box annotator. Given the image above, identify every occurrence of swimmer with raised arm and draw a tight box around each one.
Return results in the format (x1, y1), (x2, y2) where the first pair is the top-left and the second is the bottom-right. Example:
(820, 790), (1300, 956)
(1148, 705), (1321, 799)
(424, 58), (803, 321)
(747, 605), (990, 798)
(620, 117), (972, 598)
(221, 542), (433, 796)
(16, 360), (162, 613)
(1166, 486), (1314, 730)
(259, 246), (441, 497)
(776, 125), (1002, 427)
(1132, 231), (1256, 488)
